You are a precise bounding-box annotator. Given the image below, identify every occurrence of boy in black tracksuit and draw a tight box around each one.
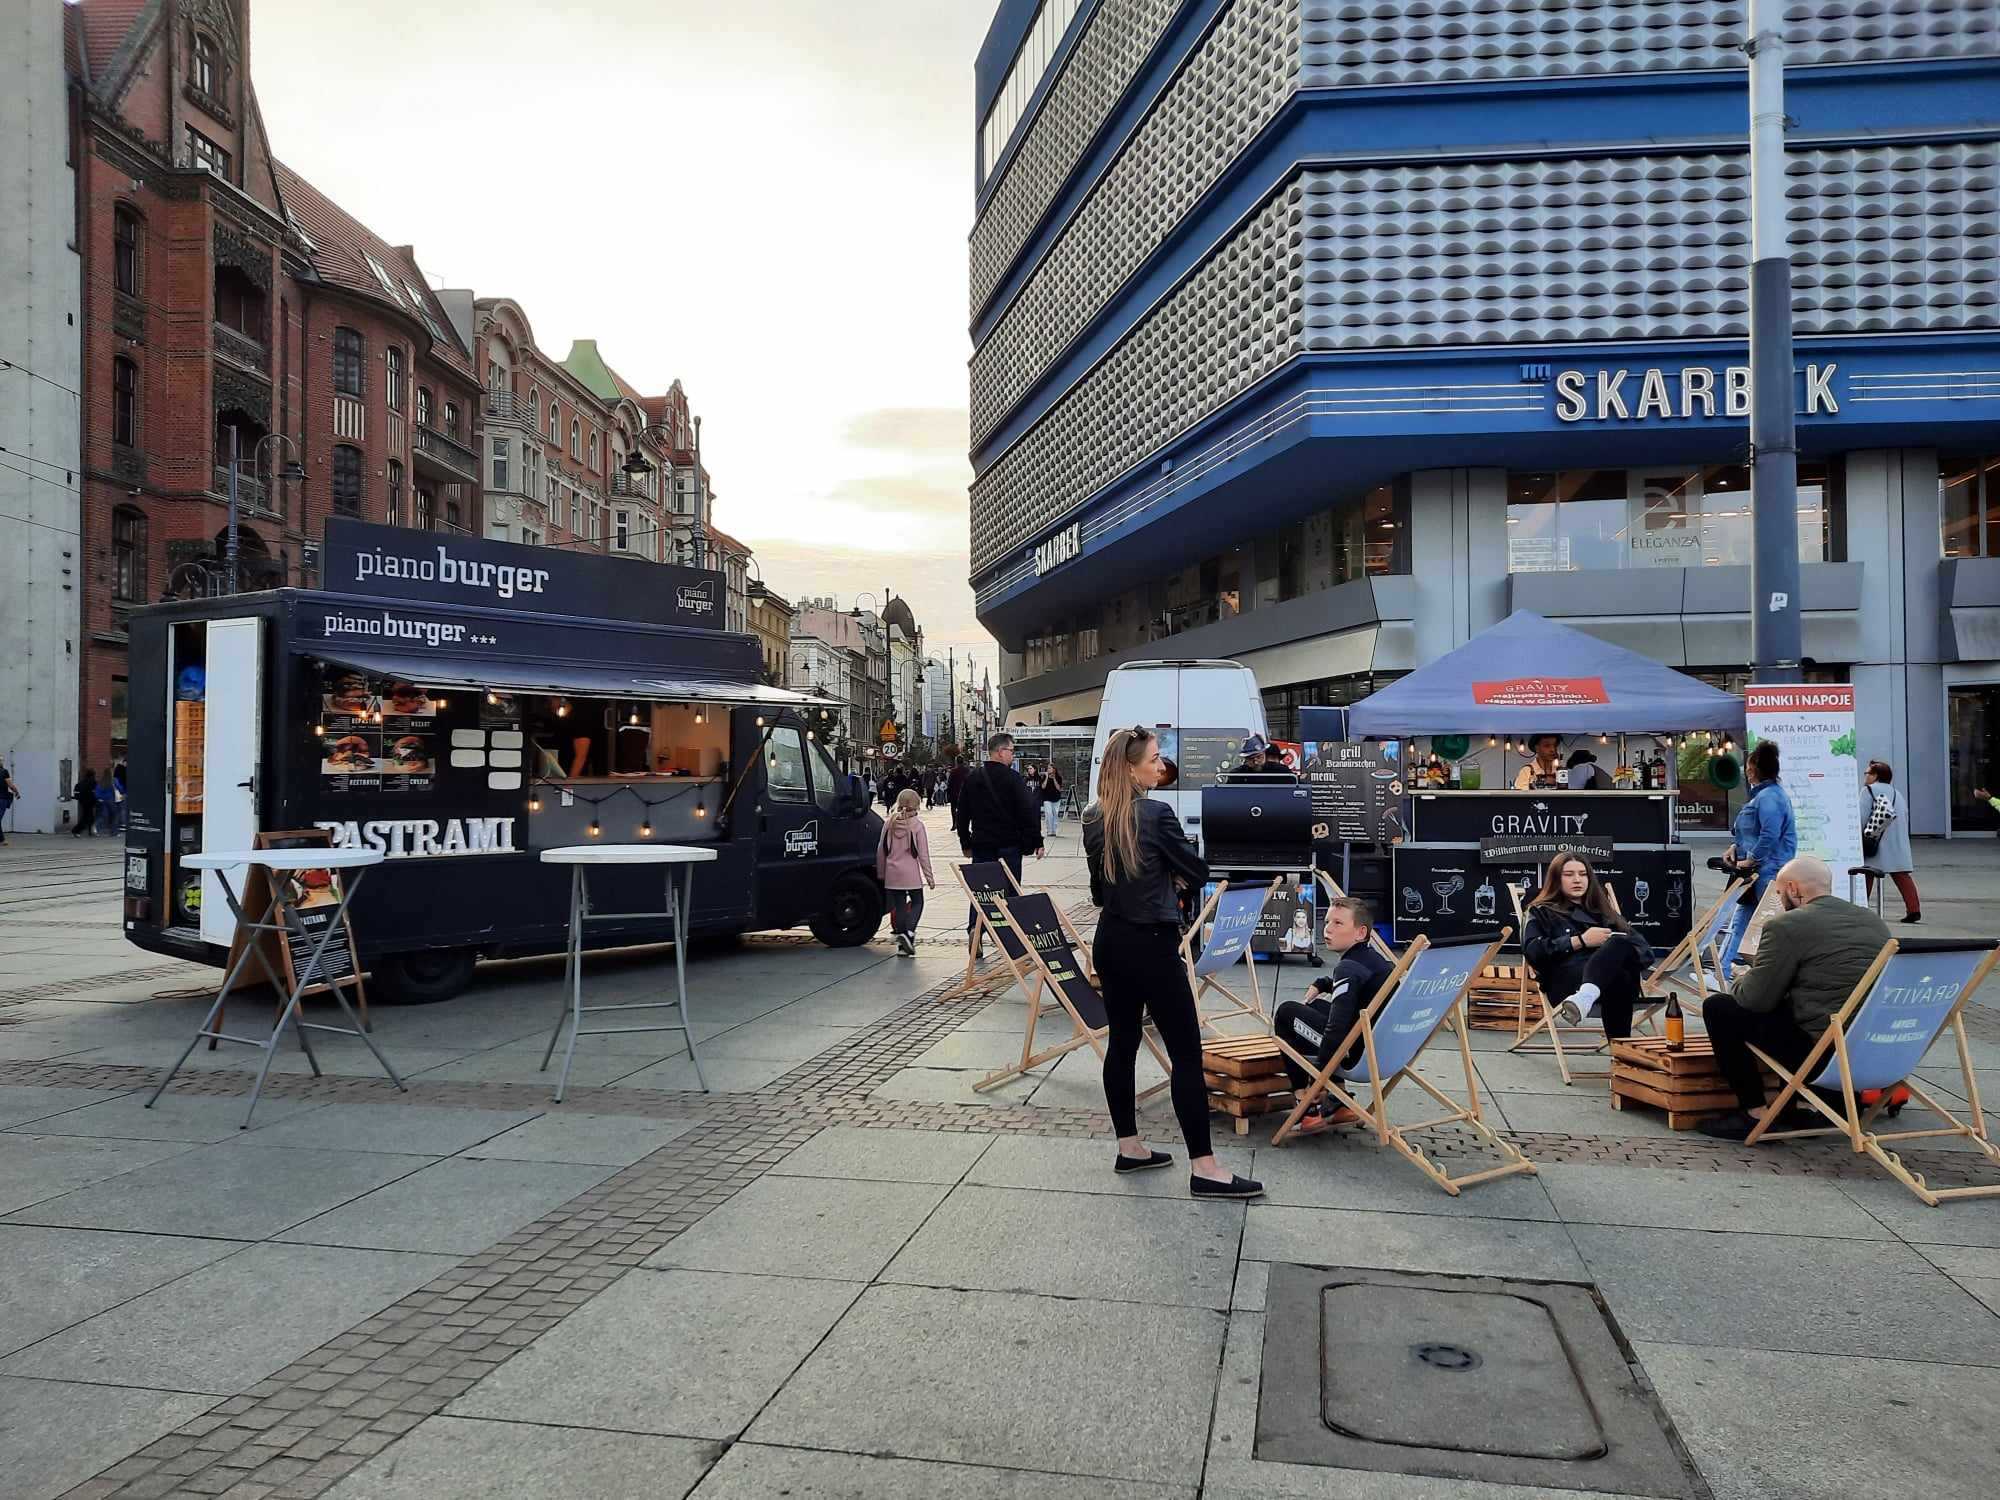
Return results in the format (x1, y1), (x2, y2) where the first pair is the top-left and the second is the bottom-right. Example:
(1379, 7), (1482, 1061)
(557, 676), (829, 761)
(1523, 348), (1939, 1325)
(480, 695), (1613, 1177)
(1273, 896), (1392, 1132)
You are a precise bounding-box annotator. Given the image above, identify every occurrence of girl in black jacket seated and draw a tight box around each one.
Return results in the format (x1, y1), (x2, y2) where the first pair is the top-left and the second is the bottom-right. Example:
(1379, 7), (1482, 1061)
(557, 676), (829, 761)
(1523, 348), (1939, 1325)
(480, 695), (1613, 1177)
(1083, 727), (1262, 1199)
(1522, 852), (1653, 1036)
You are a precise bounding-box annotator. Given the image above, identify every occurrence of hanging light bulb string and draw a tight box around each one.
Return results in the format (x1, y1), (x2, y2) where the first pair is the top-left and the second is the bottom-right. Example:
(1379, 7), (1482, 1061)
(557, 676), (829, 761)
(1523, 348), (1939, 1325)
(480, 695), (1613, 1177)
(526, 777), (714, 838)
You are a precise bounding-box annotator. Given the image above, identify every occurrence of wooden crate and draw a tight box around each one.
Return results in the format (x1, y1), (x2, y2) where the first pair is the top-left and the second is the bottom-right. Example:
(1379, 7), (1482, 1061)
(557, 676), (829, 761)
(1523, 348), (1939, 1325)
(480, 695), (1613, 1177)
(1609, 1036), (1775, 1130)
(1465, 962), (1533, 1031)
(1201, 1034), (1287, 1079)
(1203, 1069), (1293, 1099)
(1208, 1087), (1295, 1136)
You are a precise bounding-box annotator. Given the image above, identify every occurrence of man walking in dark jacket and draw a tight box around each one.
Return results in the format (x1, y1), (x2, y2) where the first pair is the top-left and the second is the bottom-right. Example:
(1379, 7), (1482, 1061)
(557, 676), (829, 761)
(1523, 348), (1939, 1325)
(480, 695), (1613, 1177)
(953, 733), (1045, 943)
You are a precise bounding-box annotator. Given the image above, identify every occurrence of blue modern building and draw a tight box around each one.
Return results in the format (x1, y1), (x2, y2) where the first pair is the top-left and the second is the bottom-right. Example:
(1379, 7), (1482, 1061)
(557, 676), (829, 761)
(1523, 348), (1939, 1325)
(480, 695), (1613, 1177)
(968, 0), (2000, 835)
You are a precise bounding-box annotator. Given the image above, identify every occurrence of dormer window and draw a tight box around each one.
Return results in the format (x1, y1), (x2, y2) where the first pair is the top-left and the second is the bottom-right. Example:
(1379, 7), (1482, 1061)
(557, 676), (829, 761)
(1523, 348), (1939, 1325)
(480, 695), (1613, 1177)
(192, 30), (222, 98)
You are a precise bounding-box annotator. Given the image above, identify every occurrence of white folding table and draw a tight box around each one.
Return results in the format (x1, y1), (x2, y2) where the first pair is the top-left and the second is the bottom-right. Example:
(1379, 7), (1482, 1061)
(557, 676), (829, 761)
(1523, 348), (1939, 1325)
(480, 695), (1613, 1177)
(538, 844), (718, 1103)
(148, 848), (405, 1128)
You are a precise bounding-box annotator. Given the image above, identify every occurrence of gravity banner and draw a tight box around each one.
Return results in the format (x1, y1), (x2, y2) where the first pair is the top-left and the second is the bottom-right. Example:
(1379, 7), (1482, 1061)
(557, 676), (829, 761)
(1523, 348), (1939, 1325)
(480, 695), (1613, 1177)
(1743, 684), (1862, 875)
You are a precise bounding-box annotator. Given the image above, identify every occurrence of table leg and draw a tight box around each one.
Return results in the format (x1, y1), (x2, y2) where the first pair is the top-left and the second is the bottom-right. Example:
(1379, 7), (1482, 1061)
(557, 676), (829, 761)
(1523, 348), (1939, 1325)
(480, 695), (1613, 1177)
(553, 866), (587, 1104)
(148, 871), (264, 1108)
(539, 867), (580, 1073)
(289, 870), (403, 1091)
(675, 863), (708, 1092)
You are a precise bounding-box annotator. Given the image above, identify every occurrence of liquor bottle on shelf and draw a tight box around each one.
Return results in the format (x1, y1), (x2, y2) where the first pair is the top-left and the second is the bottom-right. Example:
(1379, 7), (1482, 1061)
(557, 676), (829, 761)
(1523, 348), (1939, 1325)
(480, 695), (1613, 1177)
(1664, 993), (1685, 1052)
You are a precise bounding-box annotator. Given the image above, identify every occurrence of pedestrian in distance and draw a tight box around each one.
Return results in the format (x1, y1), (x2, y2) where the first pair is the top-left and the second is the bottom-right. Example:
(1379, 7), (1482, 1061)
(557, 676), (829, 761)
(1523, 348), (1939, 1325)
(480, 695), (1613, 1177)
(1039, 760), (1064, 839)
(95, 768), (117, 836)
(1085, 726), (1262, 1199)
(1717, 740), (1797, 973)
(71, 766), (98, 836)
(876, 788), (935, 957)
(1860, 760), (1920, 923)
(1522, 852), (1653, 1037)
(0, 757), (18, 844)
(952, 732), (1045, 952)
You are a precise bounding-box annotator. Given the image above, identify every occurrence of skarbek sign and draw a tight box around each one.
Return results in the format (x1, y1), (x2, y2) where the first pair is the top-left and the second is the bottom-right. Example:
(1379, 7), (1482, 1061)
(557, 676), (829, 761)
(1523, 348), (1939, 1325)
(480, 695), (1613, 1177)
(1552, 363), (1839, 423)
(1034, 522), (1081, 575)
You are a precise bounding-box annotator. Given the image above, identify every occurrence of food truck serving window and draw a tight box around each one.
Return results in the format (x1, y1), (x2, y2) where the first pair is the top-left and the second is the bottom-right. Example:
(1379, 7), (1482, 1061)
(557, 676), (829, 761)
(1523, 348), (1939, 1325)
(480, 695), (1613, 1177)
(767, 728), (809, 802)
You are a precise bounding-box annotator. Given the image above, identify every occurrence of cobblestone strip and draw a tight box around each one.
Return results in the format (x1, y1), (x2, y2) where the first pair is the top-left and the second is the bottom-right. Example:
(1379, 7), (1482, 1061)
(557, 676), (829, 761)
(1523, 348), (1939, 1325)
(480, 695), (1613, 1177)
(58, 1117), (821, 1500)
(0, 965), (199, 1007)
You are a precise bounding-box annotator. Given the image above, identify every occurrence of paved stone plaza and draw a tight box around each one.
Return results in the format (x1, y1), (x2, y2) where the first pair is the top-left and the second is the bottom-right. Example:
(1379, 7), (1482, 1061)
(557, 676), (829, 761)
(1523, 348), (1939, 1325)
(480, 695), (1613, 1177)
(1, 814), (1997, 1499)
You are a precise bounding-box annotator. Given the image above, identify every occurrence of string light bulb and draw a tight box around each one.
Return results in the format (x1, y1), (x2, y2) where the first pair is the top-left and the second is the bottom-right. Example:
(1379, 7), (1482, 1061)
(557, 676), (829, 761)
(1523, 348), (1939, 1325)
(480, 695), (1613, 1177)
(694, 709), (705, 724)
(433, 696), (448, 709)
(639, 816), (653, 838)
(1487, 735), (1496, 747)
(556, 699), (570, 718)
(629, 711), (640, 726)
(587, 816), (601, 837)
(313, 725), (325, 737)
(486, 692), (499, 707)
(529, 793), (542, 812)
(807, 731), (816, 742)
(695, 804), (706, 819)
(1599, 733), (1609, 744)
(755, 716), (765, 728)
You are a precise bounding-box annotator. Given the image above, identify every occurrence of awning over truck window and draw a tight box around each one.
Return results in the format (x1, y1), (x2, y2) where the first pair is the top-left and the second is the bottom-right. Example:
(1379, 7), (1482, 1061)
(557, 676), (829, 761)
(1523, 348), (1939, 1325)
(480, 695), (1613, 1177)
(297, 645), (831, 710)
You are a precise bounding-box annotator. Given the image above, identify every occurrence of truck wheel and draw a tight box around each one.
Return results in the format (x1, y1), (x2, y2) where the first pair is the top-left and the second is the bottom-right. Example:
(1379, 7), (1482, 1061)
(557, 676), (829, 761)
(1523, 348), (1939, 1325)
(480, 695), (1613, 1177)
(371, 949), (477, 1005)
(809, 875), (884, 948)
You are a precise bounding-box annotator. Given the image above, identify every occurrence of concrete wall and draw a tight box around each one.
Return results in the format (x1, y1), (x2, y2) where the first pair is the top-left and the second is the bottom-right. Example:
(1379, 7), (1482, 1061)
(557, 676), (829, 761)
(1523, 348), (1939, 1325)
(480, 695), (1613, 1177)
(0, 0), (81, 831)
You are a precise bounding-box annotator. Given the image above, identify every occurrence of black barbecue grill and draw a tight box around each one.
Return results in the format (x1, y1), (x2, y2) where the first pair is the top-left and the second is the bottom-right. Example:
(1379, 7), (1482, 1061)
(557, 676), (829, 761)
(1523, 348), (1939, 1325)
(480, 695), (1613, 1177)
(1200, 785), (1315, 872)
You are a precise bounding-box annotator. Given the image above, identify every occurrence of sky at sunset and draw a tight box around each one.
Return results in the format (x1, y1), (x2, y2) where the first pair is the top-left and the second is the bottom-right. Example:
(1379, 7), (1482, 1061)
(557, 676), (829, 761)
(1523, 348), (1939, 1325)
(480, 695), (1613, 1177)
(253, 0), (995, 678)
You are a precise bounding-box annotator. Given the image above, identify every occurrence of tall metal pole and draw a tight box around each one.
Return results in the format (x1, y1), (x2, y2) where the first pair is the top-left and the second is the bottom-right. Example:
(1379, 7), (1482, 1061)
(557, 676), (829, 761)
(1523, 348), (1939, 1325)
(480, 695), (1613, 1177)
(225, 423), (241, 595)
(1746, 0), (1803, 683)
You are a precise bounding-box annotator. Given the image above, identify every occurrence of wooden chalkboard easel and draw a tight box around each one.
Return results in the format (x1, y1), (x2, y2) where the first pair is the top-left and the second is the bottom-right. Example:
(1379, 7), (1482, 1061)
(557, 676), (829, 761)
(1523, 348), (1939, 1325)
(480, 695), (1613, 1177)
(217, 829), (371, 1043)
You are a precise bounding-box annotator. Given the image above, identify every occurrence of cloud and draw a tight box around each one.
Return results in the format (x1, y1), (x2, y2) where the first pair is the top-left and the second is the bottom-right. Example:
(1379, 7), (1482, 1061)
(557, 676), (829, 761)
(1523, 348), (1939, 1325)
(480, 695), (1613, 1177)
(843, 408), (969, 456)
(823, 469), (969, 518)
(751, 540), (997, 678)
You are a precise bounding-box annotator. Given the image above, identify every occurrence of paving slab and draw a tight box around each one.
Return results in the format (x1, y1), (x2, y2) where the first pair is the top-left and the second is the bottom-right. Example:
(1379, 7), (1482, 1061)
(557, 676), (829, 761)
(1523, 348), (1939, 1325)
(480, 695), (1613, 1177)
(7, 1088), (325, 1142)
(277, 1155), (621, 1255)
(1241, 1205), (1588, 1282)
(1536, 1163), (1896, 1238)
(1959, 1277), (2000, 1314)
(1470, 1047), (1614, 1095)
(412, 1040), (662, 1088)
(0, 1241), (451, 1393)
(1486, 1089), (1685, 1139)
(693, 1021), (860, 1061)
(1249, 1139), (1559, 1221)
(910, 1022), (1079, 1070)
(868, 1064), (1042, 1109)
(883, 1183), (1241, 1308)
(688, 1445), (1185, 1499)
(768, 1125), (994, 1184)
(246, 1101), (542, 1156)
(1, 1141), (432, 1239)
(615, 1053), (800, 1092)
(645, 1173), (948, 1280)
(1836, 1175), (2000, 1246)
(965, 1132), (1253, 1196)
(0, 1132), (199, 1216)
(449, 1268), (860, 1438)
(0, 1225), (247, 1358)
(460, 1111), (698, 1166)
(748, 1283), (1225, 1485)
(1914, 1242), (2000, 1279)
(323, 1414), (722, 1500)
(0, 1375), (219, 1500)
(1639, 1340), (2000, 1500)
(0, 1085), (136, 1130)
(1569, 1223), (2000, 1365)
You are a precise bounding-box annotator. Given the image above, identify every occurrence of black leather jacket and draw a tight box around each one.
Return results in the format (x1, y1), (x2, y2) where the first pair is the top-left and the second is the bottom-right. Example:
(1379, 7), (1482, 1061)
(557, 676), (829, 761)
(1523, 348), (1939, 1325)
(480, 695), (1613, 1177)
(1522, 901), (1652, 980)
(1083, 798), (1209, 925)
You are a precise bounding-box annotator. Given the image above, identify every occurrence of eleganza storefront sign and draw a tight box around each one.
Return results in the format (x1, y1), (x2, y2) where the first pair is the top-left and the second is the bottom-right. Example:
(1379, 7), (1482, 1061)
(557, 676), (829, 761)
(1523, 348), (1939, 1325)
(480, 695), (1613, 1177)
(1552, 363), (1839, 423)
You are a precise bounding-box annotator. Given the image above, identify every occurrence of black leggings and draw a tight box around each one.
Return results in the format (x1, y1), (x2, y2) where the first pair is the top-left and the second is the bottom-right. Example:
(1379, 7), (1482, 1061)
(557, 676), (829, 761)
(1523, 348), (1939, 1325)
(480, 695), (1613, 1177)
(1092, 914), (1211, 1158)
(888, 888), (924, 935)
(1541, 933), (1648, 1039)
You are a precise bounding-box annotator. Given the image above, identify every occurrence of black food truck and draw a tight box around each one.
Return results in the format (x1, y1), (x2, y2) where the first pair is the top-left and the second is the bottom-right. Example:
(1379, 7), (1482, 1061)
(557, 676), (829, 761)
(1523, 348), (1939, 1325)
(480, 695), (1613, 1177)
(122, 520), (884, 1001)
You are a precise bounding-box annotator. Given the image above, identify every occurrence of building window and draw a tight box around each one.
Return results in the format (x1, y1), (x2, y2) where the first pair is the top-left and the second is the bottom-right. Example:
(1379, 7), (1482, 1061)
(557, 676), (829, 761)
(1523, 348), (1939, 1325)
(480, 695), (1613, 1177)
(416, 386), (432, 427)
(491, 437), (510, 491)
(191, 30), (221, 97)
(332, 444), (363, 514)
(213, 266), (264, 338)
(1506, 464), (1835, 572)
(113, 208), (140, 295)
(570, 491), (581, 535)
(414, 484), (435, 529)
(112, 507), (147, 602)
(444, 402), (460, 440)
(614, 509), (630, 549)
(185, 126), (230, 179)
(487, 360), (503, 390)
(522, 528), (541, 547)
(112, 357), (138, 447)
(387, 458), (404, 524)
(549, 401), (560, 443)
(1942, 453), (2000, 559)
(332, 327), (364, 397)
(570, 418), (581, 459)
(446, 498), (462, 530)
(588, 429), (598, 468)
(386, 346), (404, 411)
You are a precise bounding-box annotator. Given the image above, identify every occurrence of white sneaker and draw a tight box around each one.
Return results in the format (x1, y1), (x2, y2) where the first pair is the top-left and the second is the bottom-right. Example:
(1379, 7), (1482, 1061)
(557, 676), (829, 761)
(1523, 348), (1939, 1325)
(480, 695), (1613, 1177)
(1554, 982), (1602, 1027)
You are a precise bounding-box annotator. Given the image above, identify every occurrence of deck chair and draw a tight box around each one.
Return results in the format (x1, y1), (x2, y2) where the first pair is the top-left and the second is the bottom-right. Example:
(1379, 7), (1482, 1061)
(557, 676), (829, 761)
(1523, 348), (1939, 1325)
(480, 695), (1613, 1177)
(1270, 929), (1536, 1195)
(976, 889), (1172, 1095)
(1510, 881), (1676, 1084)
(1644, 878), (1749, 1008)
(1746, 937), (2000, 1205)
(941, 861), (1042, 1006)
(1183, 878), (1280, 1031)
(1312, 870), (1396, 963)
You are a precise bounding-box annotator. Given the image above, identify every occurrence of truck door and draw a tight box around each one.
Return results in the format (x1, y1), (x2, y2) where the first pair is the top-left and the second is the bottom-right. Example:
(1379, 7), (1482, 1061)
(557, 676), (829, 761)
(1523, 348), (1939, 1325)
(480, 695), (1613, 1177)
(199, 617), (263, 946)
(754, 719), (825, 925)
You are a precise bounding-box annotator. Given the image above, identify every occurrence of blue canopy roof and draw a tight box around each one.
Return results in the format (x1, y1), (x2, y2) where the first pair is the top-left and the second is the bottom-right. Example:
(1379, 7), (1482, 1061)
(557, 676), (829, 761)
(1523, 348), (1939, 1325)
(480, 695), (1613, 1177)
(1345, 610), (1746, 737)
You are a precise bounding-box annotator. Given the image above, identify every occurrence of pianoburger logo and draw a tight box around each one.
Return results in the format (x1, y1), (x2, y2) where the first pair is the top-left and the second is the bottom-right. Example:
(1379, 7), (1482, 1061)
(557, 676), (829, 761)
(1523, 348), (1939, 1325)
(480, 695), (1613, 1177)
(677, 579), (717, 617)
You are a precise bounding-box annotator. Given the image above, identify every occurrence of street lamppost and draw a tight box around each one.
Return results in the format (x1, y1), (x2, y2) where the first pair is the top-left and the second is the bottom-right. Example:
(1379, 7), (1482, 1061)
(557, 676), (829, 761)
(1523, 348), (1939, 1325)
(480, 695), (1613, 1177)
(226, 429), (305, 594)
(621, 419), (707, 570)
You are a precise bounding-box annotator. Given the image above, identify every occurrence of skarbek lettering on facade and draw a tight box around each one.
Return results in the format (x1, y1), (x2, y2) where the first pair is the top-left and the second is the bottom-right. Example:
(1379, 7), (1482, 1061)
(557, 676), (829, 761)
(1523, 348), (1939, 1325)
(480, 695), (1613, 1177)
(1553, 364), (1839, 423)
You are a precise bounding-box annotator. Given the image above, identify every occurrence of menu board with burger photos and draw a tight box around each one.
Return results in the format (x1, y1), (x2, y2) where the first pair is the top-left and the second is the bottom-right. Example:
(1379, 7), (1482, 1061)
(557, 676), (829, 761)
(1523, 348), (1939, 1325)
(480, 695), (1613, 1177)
(318, 665), (437, 794)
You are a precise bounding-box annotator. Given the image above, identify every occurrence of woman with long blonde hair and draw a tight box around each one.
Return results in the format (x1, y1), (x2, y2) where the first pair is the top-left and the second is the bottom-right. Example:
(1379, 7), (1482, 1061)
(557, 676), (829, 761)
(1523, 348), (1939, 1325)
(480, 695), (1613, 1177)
(1082, 727), (1262, 1199)
(876, 788), (934, 957)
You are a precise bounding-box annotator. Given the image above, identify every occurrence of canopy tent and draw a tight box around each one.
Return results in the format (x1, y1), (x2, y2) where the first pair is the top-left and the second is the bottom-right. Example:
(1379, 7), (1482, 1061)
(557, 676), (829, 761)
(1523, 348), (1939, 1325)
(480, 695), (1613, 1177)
(1344, 610), (1745, 737)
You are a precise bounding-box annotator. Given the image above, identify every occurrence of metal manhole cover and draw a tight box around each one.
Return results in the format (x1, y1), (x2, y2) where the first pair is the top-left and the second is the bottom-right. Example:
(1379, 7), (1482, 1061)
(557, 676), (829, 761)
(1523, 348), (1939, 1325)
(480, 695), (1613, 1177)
(1259, 1264), (1706, 1499)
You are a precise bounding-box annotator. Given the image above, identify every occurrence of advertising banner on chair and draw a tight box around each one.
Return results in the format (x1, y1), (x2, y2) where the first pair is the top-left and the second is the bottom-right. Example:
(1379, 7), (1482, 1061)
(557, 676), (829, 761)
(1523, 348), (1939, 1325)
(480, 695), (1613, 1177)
(1743, 685), (1862, 874)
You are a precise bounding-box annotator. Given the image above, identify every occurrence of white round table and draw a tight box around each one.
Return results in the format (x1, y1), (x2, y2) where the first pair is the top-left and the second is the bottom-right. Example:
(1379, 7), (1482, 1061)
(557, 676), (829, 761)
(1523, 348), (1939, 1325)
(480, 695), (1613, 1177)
(537, 844), (719, 1102)
(152, 848), (403, 1128)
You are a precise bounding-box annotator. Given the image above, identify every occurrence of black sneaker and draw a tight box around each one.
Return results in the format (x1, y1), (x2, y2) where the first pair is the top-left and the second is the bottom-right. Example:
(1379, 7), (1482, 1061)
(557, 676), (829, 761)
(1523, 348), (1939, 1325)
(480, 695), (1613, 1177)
(1696, 1110), (1755, 1141)
(1114, 1149), (1173, 1174)
(1900, 912), (1922, 925)
(1190, 1172), (1264, 1200)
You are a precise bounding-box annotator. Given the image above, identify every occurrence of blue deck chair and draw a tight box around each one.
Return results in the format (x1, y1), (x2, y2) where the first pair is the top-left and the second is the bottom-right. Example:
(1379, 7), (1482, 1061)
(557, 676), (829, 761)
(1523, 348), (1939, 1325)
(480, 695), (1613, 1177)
(1183, 878), (1281, 1030)
(1271, 929), (1536, 1195)
(1648, 877), (1750, 1006)
(1746, 937), (2000, 1205)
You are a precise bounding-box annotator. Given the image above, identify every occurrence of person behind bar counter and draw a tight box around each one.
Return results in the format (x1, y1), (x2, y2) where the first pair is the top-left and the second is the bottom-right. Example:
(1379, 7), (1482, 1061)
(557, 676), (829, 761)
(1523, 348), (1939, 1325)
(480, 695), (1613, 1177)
(1084, 726), (1262, 1200)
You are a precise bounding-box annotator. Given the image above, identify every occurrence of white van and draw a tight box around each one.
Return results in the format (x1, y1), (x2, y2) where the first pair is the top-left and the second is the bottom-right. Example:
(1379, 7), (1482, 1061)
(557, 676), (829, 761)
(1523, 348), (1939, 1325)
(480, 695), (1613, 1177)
(1088, 660), (1267, 850)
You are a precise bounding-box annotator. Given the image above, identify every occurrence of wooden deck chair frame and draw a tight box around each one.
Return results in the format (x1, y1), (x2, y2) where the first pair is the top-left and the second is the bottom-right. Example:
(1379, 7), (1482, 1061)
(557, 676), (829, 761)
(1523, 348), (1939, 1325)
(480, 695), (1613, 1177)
(1644, 877), (1749, 1008)
(974, 890), (1172, 1097)
(1746, 939), (2000, 1206)
(939, 861), (1042, 1006)
(1182, 878), (1280, 1030)
(1268, 930), (1534, 1194)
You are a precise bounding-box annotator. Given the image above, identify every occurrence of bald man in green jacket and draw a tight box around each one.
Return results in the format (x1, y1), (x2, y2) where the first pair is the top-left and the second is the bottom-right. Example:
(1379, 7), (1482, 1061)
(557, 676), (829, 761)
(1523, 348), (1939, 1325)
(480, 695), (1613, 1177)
(1698, 855), (1891, 1140)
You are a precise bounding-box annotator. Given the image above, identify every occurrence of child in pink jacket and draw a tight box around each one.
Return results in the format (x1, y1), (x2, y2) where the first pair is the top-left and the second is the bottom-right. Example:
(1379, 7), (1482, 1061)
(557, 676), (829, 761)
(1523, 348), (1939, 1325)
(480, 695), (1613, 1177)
(876, 788), (935, 956)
